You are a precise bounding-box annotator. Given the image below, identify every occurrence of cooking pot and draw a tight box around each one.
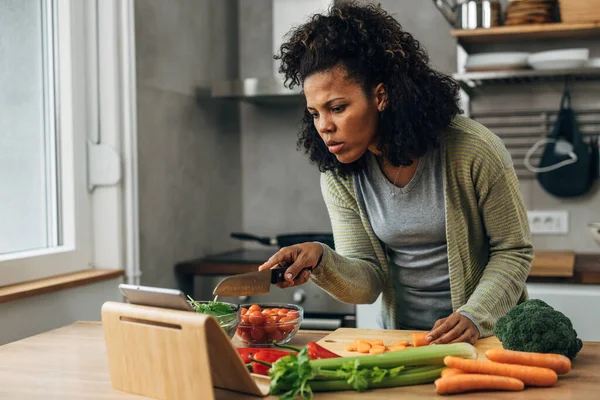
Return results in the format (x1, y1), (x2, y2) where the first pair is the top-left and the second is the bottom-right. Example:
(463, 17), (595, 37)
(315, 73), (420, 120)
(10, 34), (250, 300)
(231, 232), (335, 249)
(433, 0), (501, 29)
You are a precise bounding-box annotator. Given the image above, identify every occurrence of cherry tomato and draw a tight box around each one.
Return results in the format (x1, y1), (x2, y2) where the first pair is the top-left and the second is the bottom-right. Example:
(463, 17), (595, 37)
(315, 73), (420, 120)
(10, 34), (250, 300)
(286, 311), (300, 320)
(277, 308), (289, 316)
(249, 310), (265, 325)
(278, 316), (297, 334)
(264, 319), (278, 334)
(237, 328), (251, 344)
(267, 329), (284, 342)
(240, 307), (248, 315)
(251, 326), (265, 341)
(248, 304), (261, 312)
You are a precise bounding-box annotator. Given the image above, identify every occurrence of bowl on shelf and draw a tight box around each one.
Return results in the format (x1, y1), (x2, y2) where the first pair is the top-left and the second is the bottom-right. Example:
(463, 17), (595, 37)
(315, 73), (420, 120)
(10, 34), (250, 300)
(588, 222), (600, 247)
(189, 300), (240, 339)
(236, 303), (304, 347)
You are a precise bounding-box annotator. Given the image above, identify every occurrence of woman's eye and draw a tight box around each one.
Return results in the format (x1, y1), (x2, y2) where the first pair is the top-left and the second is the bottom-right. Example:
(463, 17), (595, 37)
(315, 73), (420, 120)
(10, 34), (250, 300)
(332, 105), (345, 113)
(311, 113), (319, 119)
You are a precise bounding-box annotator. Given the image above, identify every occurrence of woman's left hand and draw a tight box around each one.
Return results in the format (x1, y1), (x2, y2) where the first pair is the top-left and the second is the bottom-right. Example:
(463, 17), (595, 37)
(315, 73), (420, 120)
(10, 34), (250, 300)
(426, 312), (479, 345)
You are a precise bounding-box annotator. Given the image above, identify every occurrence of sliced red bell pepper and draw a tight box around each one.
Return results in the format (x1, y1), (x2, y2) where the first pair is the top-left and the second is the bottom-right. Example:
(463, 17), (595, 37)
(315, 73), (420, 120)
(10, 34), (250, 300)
(307, 341), (340, 360)
(249, 350), (295, 375)
(236, 347), (262, 364)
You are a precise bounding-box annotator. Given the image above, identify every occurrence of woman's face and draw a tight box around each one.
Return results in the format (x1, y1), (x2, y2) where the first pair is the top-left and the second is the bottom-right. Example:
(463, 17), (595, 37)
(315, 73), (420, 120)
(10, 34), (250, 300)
(303, 65), (386, 164)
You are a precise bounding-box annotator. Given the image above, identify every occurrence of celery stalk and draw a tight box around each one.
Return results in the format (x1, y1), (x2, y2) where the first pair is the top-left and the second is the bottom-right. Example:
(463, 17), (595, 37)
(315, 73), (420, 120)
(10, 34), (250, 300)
(308, 366), (446, 392)
(311, 342), (476, 370)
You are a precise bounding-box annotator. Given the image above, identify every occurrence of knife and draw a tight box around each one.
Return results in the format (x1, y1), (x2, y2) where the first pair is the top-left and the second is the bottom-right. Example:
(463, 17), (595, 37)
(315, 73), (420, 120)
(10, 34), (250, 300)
(212, 265), (312, 297)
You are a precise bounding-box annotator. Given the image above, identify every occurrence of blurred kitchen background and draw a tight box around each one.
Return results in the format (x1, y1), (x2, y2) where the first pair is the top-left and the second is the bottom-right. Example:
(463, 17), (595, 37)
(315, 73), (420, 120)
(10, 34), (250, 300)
(2, 0), (600, 344)
(134, 0), (600, 334)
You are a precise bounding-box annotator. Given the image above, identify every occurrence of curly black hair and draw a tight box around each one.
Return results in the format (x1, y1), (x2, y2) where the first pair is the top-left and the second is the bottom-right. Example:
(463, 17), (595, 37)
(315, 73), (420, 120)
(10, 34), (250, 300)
(275, 2), (462, 175)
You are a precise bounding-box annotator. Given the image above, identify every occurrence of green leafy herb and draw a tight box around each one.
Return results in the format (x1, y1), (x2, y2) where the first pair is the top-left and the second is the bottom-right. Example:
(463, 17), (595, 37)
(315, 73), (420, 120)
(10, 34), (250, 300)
(187, 296), (234, 317)
(269, 348), (316, 400)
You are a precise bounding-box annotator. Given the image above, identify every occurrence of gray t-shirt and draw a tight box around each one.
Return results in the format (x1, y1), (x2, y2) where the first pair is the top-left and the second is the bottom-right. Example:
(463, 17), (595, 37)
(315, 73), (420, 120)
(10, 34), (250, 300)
(355, 148), (453, 330)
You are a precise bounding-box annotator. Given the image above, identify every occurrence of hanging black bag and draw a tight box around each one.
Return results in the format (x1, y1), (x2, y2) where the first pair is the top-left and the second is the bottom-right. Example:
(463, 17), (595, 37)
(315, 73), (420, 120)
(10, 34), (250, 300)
(533, 88), (592, 197)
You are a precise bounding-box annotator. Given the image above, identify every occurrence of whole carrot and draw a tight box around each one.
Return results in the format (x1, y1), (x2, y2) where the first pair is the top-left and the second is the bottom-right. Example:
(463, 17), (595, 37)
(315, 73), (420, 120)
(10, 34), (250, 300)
(441, 368), (464, 378)
(435, 374), (524, 395)
(444, 356), (557, 387)
(485, 349), (571, 375)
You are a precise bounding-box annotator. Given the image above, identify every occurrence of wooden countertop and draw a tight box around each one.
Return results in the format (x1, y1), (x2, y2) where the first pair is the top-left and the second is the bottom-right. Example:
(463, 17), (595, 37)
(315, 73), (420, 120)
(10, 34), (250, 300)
(176, 249), (600, 284)
(0, 321), (599, 399)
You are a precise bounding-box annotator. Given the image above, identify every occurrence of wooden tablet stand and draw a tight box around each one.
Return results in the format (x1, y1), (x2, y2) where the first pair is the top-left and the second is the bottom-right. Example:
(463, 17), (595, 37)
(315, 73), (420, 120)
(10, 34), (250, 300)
(101, 301), (270, 399)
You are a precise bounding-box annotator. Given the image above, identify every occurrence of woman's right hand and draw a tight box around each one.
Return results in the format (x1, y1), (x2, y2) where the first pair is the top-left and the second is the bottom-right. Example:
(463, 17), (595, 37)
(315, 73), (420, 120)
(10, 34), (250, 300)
(258, 242), (324, 288)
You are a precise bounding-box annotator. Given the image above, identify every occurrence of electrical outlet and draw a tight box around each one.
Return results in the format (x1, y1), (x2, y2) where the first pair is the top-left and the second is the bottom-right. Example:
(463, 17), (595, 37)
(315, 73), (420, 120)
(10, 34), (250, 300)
(527, 210), (569, 235)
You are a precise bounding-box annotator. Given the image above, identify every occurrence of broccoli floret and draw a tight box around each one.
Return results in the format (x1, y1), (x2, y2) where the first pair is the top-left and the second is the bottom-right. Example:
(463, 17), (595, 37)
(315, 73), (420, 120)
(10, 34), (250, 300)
(494, 299), (583, 360)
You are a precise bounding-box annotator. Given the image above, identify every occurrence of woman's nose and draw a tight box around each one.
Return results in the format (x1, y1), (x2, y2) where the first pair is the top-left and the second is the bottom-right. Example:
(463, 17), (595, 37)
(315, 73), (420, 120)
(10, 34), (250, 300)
(317, 116), (335, 133)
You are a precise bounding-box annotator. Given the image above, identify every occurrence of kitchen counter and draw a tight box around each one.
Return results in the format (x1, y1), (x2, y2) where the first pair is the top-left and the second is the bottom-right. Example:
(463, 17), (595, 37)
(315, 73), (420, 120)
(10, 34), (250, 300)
(175, 249), (600, 295)
(0, 321), (598, 399)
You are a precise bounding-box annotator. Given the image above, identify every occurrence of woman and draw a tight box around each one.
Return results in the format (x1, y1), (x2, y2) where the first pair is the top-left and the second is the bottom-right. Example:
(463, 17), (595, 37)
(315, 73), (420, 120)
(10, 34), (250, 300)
(258, 2), (533, 345)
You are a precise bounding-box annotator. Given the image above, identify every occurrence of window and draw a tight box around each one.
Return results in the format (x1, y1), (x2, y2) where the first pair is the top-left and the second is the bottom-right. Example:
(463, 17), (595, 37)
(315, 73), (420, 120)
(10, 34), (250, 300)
(0, 0), (139, 287)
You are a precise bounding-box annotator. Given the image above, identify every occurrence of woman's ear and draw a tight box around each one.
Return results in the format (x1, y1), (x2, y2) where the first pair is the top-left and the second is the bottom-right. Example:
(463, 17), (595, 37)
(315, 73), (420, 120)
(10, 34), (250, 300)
(374, 83), (388, 112)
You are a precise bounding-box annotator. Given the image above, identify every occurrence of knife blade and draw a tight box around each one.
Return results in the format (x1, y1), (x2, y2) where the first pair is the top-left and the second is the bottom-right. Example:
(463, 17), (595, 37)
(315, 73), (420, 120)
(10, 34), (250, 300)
(212, 265), (312, 297)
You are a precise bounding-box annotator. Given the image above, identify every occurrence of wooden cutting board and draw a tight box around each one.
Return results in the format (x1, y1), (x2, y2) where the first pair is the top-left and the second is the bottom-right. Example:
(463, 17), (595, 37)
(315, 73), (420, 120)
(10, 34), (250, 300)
(316, 328), (503, 359)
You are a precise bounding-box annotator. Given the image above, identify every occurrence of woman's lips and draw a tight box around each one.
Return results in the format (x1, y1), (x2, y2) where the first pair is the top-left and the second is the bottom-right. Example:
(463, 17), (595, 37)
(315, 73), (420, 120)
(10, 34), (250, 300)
(327, 142), (344, 154)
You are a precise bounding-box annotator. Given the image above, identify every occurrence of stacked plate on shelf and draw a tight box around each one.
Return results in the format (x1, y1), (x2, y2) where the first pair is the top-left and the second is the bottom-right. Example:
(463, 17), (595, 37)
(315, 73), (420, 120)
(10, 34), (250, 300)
(527, 48), (589, 70)
(465, 49), (597, 72)
(505, 0), (558, 25)
(465, 52), (530, 72)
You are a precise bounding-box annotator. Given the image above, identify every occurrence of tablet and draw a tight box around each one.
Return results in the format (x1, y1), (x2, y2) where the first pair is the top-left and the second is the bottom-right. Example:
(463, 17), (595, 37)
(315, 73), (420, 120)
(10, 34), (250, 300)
(119, 283), (195, 311)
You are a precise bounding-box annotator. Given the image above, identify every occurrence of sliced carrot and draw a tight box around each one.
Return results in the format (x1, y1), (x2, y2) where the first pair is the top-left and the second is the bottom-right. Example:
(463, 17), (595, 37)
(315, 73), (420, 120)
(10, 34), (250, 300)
(485, 349), (571, 375)
(344, 344), (357, 352)
(369, 345), (386, 355)
(386, 345), (407, 352)
(393, 340), (410, 347)
(435, 374), (525, 395)
(444, 356), (558, 387)
(441, 368), (465, 378)
(412, 332), (430, 347)
(366, 340), (384, 346)
(357, 340), (371, 354)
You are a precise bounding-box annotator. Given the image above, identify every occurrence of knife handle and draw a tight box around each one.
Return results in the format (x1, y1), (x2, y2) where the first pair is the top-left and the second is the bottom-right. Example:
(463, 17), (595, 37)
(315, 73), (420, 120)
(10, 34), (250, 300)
(270, 266), (312, 284)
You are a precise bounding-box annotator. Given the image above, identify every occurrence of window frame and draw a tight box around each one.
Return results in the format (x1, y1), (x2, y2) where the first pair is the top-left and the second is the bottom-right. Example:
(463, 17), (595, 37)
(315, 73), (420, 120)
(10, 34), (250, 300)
(0, 0), (139, 287)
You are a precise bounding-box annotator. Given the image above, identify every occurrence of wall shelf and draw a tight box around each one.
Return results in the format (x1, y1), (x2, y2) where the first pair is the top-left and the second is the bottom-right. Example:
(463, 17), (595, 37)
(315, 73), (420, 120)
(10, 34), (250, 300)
(454, 68), (600, 96)
(451, 22), (600, 47)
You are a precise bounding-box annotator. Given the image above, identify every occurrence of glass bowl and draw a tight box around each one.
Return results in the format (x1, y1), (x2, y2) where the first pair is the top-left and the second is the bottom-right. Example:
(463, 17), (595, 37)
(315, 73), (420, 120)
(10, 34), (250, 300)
(189, 300), (240, 339)
(235, 303), (304, 347)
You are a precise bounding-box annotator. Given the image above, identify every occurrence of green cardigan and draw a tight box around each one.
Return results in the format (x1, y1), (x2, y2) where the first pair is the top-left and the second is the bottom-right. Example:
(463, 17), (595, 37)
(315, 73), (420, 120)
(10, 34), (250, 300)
(310, 115), (533, 337)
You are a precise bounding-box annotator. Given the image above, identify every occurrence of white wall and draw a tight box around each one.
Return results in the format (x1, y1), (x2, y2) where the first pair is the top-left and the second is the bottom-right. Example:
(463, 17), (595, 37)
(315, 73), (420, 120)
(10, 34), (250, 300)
(0, 278), (122, 345)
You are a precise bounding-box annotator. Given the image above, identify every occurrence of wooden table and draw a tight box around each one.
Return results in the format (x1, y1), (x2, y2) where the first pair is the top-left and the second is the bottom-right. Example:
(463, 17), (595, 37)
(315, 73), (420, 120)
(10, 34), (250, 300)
(0, 321), (599, 399)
